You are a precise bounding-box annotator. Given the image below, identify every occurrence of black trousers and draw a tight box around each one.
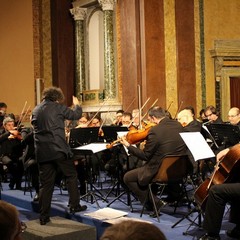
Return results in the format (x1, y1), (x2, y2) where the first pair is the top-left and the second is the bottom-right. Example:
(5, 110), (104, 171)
(203, 183), (240, 235)
(38, 156), (80, 218)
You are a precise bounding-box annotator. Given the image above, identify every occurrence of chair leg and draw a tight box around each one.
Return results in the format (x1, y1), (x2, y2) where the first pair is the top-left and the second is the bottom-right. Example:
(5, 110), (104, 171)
(140, 186), (150, 218)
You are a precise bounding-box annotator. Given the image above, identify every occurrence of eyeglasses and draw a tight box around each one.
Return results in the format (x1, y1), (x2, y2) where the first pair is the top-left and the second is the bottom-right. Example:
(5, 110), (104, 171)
(205, 113), (213, 117)
(228, 114), (238, 118)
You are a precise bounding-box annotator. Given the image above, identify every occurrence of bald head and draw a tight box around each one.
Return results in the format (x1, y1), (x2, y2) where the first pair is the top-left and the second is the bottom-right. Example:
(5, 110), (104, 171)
(177, 109), (194, 127)
(228, 107), (240, 125)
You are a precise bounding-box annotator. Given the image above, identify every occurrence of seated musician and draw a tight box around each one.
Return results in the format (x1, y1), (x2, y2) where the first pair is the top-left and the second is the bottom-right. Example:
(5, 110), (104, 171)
(204, 105), (223, 124)
(120, 106), (186, 212)
(0, 117), (24, 190)
(199, 144), (240, 240)
(177, 109), (202, 174)
(112, 110), (124, 126)
(227, 107), (240, 128)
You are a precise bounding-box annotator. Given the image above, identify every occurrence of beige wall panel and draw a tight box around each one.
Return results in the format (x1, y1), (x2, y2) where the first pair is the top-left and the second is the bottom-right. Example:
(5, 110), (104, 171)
(204, 0), (240, 105)
(164, 0), (177, 116)
(0, 0), (35, 115)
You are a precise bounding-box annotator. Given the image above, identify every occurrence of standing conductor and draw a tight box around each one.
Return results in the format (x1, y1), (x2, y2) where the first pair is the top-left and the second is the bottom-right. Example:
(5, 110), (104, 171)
(31, 86), (87, 225)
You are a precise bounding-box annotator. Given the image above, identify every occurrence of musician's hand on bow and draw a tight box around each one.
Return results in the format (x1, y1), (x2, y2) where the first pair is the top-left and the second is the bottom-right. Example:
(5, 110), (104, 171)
(216, 148), (230, 162)
(120, 136), (130, 147)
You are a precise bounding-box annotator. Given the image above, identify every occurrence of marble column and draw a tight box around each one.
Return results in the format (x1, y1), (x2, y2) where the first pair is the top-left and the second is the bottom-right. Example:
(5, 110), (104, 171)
(70, 7), (87, 101)
(99, 0), (116, 100)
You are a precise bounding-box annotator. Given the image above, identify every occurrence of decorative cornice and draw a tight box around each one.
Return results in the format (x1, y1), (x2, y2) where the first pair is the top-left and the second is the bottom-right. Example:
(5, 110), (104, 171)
(70, 7), (87, 21)
(98, 0), (116, 11)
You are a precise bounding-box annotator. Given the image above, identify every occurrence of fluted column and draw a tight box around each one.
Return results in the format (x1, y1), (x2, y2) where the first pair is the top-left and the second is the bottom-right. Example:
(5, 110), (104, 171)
(99, 0), (116, 100)
(70, 7), (87, 101)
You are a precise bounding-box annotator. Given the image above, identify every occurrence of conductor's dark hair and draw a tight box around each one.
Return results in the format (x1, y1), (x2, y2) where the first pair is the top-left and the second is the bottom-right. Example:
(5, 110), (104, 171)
(42, 87), (65, 103)
(148, 106), (166, 119)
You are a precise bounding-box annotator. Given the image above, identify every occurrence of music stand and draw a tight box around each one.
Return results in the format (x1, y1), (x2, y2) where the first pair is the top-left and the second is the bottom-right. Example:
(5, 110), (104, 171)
(69, 127), (99, 148)
(206, 124), (240, 148)
(72, 143), (108, 207)
(102, 126), (128, 143)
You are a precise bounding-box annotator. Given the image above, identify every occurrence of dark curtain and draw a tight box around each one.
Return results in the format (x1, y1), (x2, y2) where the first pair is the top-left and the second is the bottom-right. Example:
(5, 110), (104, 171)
(230, 77), (240, 107)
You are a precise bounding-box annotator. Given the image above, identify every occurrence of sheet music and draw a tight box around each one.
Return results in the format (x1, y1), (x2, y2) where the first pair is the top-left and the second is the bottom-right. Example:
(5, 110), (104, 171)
(74, 143), (108, 153)
(180, 132), (215, 161)
(84, 207), (128, 220)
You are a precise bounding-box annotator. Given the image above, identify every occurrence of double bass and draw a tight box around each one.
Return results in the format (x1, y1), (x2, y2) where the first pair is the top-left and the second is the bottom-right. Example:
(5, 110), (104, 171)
(194, 143), (240, 210)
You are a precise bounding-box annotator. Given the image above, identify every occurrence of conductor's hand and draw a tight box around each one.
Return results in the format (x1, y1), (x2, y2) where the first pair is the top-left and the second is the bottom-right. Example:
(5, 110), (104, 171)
(72, 96), (80, 106)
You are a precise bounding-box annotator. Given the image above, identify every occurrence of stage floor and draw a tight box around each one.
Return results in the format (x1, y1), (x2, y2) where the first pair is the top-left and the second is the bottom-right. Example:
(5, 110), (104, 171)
(0, 179), (233, 240)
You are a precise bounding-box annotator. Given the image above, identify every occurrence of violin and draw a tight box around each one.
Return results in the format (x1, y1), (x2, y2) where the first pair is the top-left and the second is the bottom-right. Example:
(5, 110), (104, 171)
(106, 122), (156, 149)
(126, 122), (156, 144)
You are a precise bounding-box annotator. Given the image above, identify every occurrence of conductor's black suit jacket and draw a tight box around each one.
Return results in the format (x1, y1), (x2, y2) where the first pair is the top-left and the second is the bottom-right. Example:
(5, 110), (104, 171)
(31, 99), (82, 163)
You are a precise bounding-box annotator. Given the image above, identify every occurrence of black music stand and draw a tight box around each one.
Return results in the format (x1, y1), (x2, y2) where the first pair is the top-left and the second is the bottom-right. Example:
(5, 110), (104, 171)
(102, 126), (128, 143)
(72, 143), (108, 207)
(206, 124), (240, 148)
(69, 127), (99, 148)
(101, 126), (132, 209)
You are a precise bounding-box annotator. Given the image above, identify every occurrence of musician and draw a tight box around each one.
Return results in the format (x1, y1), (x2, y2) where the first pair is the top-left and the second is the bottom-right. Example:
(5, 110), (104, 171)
(199, 145), (240, 240)
(120, 106), (186, 211)
(112, 110), (124, 126)
(31, 86), (87, 225)
(199, 109), (208, 123)
(0, 117), (24, 190)
(204, 105), (223, 124)
(227, 107), (240, 128)
(177, 109), (202, 131)
(21, 127), (39, 201)
(0, 102), (15, 129)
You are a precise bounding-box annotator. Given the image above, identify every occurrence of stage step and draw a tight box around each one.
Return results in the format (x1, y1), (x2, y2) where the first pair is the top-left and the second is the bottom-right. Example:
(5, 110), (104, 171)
(22, 216), (96, 240)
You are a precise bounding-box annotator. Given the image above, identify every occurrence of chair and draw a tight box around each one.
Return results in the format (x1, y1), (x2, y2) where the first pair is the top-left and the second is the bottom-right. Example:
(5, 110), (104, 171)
(140, 155), (193, 222)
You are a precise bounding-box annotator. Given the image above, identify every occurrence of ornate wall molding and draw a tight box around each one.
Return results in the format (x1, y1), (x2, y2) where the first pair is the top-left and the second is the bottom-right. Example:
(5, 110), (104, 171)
(210, 40), (240, 120)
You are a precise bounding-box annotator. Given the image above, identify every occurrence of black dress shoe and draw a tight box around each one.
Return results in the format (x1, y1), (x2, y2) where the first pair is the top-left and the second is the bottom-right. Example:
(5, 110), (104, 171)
(33, 193), (39, 202)
(69, 204), (87, 214)
(199, 233), (220, 240)
(226, 227), (240, 239)
(39, 217), (50, 225)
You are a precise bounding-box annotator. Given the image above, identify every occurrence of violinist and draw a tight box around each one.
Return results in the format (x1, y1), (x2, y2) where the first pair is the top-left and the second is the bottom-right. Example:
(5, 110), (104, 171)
(199, 145), (240, 240)
(0, 117), (24, 190)
(120, 106), (186, 214)
(112, 110), (124, 126)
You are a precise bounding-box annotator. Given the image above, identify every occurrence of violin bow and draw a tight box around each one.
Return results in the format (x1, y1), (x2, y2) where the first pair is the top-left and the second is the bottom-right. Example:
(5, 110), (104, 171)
(141, 98), (159, 120)
(124, 98), (136, 113)
(173, 100), (183, 120)
(87, 97), (109, 127)
(127, 97), (150, 129)
(166, 101), (174, 112)
(16, 101), (28, 129)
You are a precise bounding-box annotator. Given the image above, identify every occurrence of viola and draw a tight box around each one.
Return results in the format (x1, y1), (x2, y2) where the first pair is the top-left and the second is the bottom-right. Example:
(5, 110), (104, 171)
(194, 143), (240, 210)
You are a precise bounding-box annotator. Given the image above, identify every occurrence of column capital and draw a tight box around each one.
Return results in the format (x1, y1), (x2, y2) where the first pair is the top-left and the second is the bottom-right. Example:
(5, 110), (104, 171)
(98, 0), (116, 11)
(70, 7), (87, 21)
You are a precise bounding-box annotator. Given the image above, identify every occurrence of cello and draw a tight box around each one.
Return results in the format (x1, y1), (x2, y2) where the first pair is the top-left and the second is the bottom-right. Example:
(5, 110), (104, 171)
(194, 143), (240, 210)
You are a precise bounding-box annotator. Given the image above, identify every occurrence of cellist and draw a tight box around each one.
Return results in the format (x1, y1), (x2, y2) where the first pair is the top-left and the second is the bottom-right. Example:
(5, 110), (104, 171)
(199, 145), (240, 240)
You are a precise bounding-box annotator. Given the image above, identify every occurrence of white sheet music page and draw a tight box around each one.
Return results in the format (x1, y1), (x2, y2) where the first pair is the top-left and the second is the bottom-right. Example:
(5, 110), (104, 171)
(74, 143), (108, 153)
(180, 132), (215, 161)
